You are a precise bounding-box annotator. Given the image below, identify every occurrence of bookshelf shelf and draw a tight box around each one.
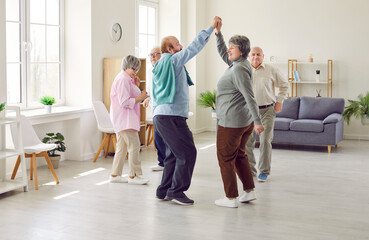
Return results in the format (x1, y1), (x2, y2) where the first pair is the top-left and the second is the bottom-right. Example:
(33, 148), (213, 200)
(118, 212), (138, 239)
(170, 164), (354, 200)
(288, 59), (333, 97)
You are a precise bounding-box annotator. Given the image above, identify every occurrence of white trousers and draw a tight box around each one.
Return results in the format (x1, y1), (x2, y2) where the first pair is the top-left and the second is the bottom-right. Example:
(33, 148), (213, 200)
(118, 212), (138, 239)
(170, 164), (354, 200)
(111, 129), (142, 177)
(246, 106), (276, 176)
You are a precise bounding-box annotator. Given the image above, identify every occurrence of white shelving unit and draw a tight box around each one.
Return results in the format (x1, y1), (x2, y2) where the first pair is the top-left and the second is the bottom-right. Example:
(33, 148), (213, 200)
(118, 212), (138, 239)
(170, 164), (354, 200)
(0, 106), (28, 194)
(288, 59), (333, 97)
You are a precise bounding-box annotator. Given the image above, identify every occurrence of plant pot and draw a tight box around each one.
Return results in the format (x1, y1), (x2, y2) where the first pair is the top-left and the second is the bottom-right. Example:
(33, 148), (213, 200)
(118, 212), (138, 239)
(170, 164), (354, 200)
(45, 105), (52, 114)
(211, 109), (217, 119)
(362, 115), (369, 125)
(48, 155), (61, 169)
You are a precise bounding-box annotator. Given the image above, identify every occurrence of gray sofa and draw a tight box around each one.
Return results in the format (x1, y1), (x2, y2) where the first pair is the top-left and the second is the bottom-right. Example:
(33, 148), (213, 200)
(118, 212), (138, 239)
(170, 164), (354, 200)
(256, 96), (345, 153)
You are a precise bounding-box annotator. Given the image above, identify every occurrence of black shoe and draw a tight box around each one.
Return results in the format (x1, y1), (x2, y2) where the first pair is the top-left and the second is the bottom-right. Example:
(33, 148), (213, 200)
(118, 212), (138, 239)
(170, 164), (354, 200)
(165, 195), (194, 206)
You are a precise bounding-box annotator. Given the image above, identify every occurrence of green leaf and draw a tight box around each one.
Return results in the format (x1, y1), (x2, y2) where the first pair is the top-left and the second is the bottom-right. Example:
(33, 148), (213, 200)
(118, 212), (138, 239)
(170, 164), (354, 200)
(342, 91), (369, 125)
(197, 90), (216, 110)
(0, 102), (6, 112)
(40, 96), (56, 105)
(42, 132), (66, 155)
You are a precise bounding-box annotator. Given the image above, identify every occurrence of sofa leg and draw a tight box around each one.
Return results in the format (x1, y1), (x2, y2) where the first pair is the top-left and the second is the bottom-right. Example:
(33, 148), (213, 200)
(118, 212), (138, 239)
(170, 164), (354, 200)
(327, 145), (331, 153)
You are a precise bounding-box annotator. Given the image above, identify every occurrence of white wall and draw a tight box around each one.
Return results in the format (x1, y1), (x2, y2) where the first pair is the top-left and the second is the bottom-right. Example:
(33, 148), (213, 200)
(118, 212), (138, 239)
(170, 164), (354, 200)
(0, 0), (6, 103)
(199, 0), (369, 139)
(64, 0), (92, 107)
(159, 0), (180, 39)
(91, 0), (136, 102)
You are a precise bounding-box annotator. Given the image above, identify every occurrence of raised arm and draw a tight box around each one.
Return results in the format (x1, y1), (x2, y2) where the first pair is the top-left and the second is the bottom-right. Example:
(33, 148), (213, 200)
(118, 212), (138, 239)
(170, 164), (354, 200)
(172, 17), (220, 67)
(216, 32), (232, 66)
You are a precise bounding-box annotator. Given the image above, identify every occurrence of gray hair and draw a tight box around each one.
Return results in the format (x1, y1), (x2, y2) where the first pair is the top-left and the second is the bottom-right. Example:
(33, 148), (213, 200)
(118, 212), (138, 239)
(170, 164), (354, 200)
(229, 35), (250, 58)
(121, 55), (141, 71)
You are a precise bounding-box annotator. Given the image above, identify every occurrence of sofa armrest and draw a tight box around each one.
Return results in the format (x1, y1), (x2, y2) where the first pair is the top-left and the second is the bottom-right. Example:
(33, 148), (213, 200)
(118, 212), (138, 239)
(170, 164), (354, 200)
(323, 113), (343, 124)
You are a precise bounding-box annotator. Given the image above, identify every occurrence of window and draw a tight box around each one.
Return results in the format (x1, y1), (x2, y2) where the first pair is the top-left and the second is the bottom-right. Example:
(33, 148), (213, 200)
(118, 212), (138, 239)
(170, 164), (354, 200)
(6, 0), (64, 108)
(136, 0), (158, 58)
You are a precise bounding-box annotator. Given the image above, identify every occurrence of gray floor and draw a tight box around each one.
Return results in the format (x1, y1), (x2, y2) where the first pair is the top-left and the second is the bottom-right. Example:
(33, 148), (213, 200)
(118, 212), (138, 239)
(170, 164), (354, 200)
(1, 132), (369, 240)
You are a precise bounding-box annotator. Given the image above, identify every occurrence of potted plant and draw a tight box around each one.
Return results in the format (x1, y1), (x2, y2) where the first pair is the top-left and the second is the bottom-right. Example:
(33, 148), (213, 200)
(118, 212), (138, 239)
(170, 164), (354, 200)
(197, 90), (217, 119)
(343, 92), (369, 125)
(40, 96), (55, 113)
(42, 132), (66, 169)
(0, 102), (5, 119)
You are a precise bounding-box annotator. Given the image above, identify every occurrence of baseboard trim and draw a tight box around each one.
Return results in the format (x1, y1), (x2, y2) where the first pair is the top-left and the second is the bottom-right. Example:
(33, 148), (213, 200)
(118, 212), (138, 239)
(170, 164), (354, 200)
(343, 134), (369, 141)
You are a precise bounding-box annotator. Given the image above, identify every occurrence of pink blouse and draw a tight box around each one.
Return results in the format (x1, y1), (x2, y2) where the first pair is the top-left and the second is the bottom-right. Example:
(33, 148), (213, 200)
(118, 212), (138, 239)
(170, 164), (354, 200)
(110, 70), (141, 133)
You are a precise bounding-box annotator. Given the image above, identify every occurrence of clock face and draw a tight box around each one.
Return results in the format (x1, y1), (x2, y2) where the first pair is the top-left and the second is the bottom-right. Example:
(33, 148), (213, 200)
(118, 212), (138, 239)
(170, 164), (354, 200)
(111, 23), (122, 42)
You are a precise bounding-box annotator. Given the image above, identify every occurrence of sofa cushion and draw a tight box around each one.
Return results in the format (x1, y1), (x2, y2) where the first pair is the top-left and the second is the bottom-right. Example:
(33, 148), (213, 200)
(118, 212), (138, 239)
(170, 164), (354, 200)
(298, 96), (345, 120)
(323, 113), (343, 124)
(276, 97), (300, 119)
(274, 117), (294, 130)
(290, 119), (324, 132)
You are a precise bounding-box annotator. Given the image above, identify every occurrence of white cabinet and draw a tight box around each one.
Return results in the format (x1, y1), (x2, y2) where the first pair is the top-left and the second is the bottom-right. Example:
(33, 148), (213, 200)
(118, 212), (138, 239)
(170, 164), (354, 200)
(0, 106), (28, 194)
(288, 59), (333, 97)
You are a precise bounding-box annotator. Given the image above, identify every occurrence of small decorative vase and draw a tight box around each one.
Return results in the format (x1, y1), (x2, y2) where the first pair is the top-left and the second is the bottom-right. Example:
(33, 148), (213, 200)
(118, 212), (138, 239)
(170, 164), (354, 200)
(211, 109), (217, 119)
(361, 115), (369, 125)
(45, 105), (52, 113)
(315, 70), (320, 82)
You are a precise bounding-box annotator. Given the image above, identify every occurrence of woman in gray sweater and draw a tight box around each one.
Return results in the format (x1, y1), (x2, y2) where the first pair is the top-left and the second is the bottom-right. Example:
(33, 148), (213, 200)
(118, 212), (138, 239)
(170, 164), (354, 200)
(214, 20), (264, 208)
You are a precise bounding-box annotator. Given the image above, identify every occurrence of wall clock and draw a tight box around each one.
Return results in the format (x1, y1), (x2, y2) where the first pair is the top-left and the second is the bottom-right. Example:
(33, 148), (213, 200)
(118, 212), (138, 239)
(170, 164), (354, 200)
(110, 23), (122, 42)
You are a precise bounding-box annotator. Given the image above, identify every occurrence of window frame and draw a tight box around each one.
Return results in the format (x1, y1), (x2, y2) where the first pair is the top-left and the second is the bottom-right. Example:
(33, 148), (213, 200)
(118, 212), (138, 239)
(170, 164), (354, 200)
(135, 0), (159, 59)
(6, 0), (65, 109)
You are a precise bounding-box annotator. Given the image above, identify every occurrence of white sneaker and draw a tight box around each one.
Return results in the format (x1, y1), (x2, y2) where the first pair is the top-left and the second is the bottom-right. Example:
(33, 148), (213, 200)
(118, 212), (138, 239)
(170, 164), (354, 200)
(215, 197), (238, 208)
(150, 164), (164, 171)
(128, 176), (149, 185)
(238, 190), (257, 203)
(109, 175), (128, 183)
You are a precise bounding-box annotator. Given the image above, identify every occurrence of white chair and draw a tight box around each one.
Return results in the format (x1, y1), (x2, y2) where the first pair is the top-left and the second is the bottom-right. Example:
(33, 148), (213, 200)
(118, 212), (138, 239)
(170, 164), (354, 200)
(92, 101), (116, 162)
(10, 115), (59, 190)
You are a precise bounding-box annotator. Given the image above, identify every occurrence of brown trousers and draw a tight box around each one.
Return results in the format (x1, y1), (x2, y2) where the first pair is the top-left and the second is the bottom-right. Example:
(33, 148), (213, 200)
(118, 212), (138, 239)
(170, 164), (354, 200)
(217, 123), (255, 198)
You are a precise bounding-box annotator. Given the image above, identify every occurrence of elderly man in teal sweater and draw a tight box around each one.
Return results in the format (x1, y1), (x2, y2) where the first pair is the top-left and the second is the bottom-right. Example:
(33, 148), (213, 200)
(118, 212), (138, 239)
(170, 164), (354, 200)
(152, 16), (221, 206)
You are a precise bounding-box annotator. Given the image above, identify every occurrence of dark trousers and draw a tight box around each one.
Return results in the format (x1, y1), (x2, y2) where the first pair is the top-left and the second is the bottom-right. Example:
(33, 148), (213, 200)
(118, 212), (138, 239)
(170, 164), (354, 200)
(217, 123), (255, 198)
(154, 128), (166, 167)
(153, 115), (197, 199)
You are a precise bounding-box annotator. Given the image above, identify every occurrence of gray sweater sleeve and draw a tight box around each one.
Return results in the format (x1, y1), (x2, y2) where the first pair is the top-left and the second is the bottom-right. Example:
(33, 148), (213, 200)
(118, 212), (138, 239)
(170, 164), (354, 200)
(216, 32), (232, 66)
(232, 64), (262, 125)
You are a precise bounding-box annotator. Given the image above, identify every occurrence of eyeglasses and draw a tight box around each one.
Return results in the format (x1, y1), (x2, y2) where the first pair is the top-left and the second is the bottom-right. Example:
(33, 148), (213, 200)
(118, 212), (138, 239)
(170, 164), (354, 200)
(131, 67), (138, 73)
(149, 52), (161, 58)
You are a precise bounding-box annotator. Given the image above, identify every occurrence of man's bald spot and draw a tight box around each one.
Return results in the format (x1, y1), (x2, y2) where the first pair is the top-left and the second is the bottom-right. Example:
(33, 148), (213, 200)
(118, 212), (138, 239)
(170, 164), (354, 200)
(151, 47), (160, 53)
(161, 36), (176, 53)
(251, 46), (264, 54)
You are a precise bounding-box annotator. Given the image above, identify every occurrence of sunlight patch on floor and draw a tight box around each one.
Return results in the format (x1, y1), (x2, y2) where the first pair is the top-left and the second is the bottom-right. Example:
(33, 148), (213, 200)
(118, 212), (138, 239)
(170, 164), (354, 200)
(53, 190), (80, 200)
(73, 167), (106, 179)
(199, 143), (216, 150)
(96, 180), (110, 186)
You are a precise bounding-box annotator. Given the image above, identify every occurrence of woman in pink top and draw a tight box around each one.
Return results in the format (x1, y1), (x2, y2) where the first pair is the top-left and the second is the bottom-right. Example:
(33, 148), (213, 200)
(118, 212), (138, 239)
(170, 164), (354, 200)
(109, 55), (149, 185)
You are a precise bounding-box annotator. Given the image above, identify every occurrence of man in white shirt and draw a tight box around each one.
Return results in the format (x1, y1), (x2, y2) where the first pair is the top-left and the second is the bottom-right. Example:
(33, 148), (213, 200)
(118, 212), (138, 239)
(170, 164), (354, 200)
(246, 47), (289, 182)
(144, 47), (165, 171)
